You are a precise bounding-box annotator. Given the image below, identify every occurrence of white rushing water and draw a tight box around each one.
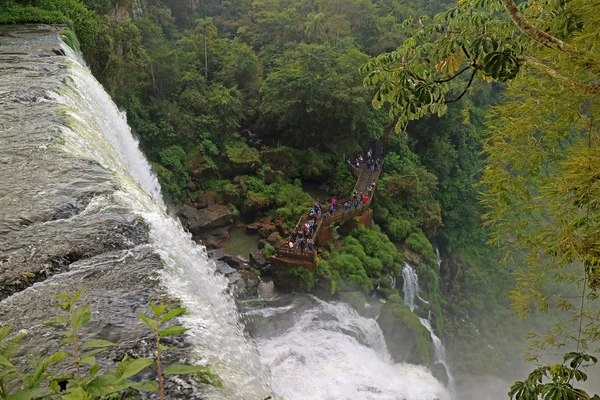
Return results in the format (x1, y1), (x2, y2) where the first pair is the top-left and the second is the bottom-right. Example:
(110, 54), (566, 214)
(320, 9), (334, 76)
(54, 45), (272, 399)
(402, 263), (455, 394)
(258, 298), (450, 400)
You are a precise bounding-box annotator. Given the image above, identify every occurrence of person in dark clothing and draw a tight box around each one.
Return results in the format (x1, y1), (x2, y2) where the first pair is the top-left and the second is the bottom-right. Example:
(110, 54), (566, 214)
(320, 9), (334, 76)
(300, 239), (307, 253)
(308, 239), (314, 250)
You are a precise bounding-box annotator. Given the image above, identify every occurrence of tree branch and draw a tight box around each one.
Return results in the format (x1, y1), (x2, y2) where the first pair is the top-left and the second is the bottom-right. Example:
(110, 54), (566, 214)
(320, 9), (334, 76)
(500, 0), (576, 53)
(517, 56), (600, 94)
(445, 69), (477, 104)
(434, 66), (471, 83)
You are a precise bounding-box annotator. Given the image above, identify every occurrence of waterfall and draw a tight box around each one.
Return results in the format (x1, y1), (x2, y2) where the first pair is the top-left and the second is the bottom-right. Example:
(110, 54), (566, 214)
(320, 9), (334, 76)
(436, 248), (442, 268)
(401, 264), (454, 394)
(5, 34), (271, 399)
(402, 262), (429, 310)
(256, 296), (450, 400)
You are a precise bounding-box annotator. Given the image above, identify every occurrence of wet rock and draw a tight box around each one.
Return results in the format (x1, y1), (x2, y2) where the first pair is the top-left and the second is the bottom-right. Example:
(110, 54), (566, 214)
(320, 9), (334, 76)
(259, 222), (277, 237)
(377, 295), (435, 366)
(246, 222), (261, 234)
(266, 231), (282, 245)
(176, 204), (232, 234)
(257, 239), (268, 250)
(221, 254), (249, 270)
(430, 362), (449, 386)
(338, 291), (367, 316)
(218, 263), (237, 275)
(249, 250), (268, 269)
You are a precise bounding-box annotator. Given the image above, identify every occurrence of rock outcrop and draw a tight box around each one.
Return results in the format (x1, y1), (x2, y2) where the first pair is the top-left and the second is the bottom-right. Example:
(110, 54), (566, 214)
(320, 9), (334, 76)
(377, 294), (435, 366)
(175, 203), (233, 234)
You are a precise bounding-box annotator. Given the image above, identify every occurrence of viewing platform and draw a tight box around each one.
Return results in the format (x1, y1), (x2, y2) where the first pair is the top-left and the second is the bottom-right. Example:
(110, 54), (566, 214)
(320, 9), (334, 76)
(272, 148), (383, 271)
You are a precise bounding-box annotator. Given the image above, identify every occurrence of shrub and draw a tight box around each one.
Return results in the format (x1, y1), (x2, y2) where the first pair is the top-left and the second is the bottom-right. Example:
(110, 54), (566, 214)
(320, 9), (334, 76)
(291, 267), (315, 291)
(405, 232), (436, 265)
(225, 140), (260, 164)
(263, 243), (275, 258)
(387, 218), (412, 242)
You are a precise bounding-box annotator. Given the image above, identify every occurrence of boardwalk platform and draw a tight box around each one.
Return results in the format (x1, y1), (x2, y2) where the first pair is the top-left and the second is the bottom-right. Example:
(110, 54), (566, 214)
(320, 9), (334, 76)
(273, 146), (383, 270)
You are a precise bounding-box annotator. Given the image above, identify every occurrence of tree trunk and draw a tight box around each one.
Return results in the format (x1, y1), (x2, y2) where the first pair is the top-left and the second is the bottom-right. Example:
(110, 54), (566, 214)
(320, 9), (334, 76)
(500, 0), (575, 53)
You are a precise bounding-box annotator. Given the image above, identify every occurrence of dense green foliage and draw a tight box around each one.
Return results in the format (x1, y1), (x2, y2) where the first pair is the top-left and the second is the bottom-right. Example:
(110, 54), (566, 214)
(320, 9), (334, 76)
(2, 0), (579, 393)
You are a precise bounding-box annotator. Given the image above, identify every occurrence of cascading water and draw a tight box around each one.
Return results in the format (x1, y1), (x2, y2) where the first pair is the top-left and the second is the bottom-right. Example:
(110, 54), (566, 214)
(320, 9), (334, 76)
(402, 263), (455, 394)
(59, 42), (273, 400)
(251, 296), (450, 400)
(0, 26), (271, 399)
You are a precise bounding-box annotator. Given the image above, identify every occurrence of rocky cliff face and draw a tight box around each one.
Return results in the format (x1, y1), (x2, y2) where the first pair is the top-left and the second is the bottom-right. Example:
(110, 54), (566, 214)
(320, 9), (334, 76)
(0, 22), (167, 372)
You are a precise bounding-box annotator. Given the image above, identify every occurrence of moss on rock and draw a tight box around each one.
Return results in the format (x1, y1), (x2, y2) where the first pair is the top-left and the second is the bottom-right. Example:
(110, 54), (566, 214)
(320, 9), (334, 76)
(338, 291), (367, 316)
(377, 294), (435, 366)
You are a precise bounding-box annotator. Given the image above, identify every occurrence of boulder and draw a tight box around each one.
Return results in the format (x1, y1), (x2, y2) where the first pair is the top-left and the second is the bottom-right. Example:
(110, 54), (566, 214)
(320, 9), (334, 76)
(176, 204), (233, 235)
(377, 294), (435, 366)
(221, 254), (249, 270)
(338, 291), (368, 316)
(266, 231), (282, 245)
(259, 222), (277, 237)
(196, 192), (216, 209)
(249, 250), (268, 269)
(246, 222), (261, 234)
(257, 239), (268, 250)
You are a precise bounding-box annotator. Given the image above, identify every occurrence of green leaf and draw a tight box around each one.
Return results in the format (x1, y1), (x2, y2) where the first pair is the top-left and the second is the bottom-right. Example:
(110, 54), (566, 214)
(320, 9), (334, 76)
(72, 288), (83, 304)
(164, 364), (205, 376)
(0, 353), (14, 367)
(84, 375), (131, 397)
(61, 386), (87, 400)
(137, 313), (157, 331)
(150, 303), (167, 318)
(159, 326), (188, 337)
(89, 364), (99, 378)
(118, 358), (155, 381)
(72, 305), (91, 329)
(6, 389), (43, 400)
(128, 380), (159, 392)
(44, 316), (69, 326)
(82, 340), (115, 349)
(80, 355), (96, 366)
(161, 308), (186, 324)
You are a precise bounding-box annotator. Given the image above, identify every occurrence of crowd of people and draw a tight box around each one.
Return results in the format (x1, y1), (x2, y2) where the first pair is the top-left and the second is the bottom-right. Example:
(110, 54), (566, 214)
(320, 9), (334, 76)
(348, 147), (383, 172)
(282, 147), (382, 254)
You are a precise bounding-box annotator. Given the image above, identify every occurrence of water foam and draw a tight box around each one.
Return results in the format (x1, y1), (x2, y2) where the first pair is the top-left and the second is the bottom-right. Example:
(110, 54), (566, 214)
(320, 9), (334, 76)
(54, 44), (272, 399)
(258, 298), (450, 400)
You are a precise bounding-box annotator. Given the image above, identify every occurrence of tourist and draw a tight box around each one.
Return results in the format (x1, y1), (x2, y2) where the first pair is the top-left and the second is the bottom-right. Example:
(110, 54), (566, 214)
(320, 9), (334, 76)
(289, 241), (294, 248)
(300, 239), (306, 253)
(367, 147), (372, 159)
(329, 203), (335, 214)
(308, 239), (314, 250)
(358, 154), (363, 164)
(375, 159), (380, 170)
(367, 185), (373, 197)
(344, 202), (351, 211)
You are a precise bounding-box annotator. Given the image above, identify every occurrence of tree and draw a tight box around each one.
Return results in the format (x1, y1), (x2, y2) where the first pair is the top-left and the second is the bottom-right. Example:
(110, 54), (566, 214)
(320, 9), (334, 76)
(305, 12), (326, 42)
(362, 0), (599, 131)
(365, 0), (600, 397)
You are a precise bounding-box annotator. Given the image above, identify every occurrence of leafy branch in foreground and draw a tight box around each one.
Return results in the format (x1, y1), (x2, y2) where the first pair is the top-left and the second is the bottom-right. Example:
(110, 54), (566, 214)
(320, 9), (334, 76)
(509, 352), (600, 400)
(137, 303), (220, 400)
(0, 289), (222, 400)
